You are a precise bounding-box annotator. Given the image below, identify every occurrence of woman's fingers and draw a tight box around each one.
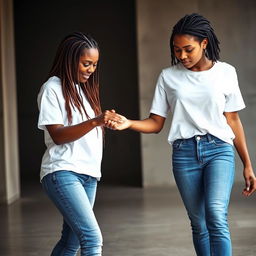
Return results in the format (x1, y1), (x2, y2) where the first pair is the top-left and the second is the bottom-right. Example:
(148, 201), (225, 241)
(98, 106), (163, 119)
(105, 120), (117, 130)
(242, 177), (256, 196)
(103, 110), (124, 124)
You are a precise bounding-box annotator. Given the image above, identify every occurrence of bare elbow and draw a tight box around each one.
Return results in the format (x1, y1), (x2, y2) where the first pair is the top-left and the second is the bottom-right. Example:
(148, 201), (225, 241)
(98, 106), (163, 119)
(50, 134), (65, 145)
(46, 125), (66, 145)
(149, 114), (165, 134)
(154, 127), (163, 134)
(224, 112), (241, 127)
(52, 138), (63, 145)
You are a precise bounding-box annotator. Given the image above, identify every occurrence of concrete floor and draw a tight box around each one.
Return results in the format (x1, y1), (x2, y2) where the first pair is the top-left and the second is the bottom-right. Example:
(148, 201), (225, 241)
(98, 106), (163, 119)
(0, 182), (255, 256)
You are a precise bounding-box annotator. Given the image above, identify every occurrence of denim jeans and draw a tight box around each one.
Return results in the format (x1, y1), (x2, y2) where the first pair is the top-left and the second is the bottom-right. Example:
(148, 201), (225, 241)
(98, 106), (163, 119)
(42, 171), (102, 256)
(172, 134), (235, 256)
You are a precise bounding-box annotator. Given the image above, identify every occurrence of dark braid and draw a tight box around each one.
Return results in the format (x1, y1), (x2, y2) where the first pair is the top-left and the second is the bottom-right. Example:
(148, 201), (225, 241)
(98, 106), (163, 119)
(170, 13), (220, 65)
(48, 32), (102, 125)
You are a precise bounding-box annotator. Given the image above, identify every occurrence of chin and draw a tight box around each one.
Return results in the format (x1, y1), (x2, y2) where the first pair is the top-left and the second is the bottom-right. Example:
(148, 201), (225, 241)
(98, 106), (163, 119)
(182, 63), (192, 69)
(79, 78), (87, 83)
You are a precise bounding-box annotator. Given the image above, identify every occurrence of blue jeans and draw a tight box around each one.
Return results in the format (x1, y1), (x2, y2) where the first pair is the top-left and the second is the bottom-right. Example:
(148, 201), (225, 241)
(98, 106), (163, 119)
(42, 171), (102, 256)
(172, 134), (235, 256)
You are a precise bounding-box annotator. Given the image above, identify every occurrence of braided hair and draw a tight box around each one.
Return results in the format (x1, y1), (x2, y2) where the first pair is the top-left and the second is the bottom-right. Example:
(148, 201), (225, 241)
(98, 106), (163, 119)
(170, 13), (220, 65)
(48, 32), (101, 124)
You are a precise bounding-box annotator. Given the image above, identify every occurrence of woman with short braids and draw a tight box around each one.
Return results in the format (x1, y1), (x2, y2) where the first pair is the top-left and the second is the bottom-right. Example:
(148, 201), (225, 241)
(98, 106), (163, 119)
(113, 13), (256, 255)
(37, 32), (122, 256)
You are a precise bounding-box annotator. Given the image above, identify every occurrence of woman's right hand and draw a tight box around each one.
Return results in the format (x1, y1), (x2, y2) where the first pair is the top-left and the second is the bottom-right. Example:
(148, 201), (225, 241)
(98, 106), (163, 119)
(104, 114), (131, 130)
(45, 109), (125, 145)
(105, 113), (166, 133)
(94, 110), (124, 127)
(113, 116), (132, 130)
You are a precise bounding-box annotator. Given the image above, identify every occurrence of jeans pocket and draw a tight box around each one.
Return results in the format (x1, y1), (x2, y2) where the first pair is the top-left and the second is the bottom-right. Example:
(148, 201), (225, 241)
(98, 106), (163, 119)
(52, 172), (57, 184)
(41, 173), (56, 194)
(172, 139), (183, 150)
(213, 137), (228, 146)
(81, 174), (91, 183)
(52, 170), (80, 187)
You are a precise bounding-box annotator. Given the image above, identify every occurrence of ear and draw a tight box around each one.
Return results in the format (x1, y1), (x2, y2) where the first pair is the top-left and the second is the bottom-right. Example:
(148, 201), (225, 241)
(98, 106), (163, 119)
(201, 38), (208, 49)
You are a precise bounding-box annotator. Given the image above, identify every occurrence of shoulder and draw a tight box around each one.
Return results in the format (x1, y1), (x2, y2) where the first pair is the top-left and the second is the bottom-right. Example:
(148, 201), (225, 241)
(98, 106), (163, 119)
(41, 76), (62, 93)
(214, 61), (236, 73)
(158, 65), (182, 83)
(37, 76), (62, 105)
(161, 64), (181, 76)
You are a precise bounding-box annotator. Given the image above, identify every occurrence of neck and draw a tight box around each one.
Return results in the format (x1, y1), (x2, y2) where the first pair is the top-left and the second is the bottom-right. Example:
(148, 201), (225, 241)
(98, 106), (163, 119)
(189, 56), (213, 71)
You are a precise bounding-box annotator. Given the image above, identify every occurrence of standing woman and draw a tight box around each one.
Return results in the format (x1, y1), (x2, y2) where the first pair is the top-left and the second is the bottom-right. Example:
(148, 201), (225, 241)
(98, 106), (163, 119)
(37, 32), (121, 256)
(113, 13), (256, 255)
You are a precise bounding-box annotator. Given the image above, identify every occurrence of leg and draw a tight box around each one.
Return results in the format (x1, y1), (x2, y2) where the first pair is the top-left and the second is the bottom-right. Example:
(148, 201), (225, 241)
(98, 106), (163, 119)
(42, 171), (102, 256)
(204, 144), (235, 256)
(172, 140), (210, 256)
(49, 177), (98, 256)
(51, 220), (80, 256)
(78, 173), (102, 256)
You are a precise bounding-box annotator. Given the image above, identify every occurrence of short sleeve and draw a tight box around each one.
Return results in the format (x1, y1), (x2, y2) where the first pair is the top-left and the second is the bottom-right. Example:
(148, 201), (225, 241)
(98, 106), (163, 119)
(37, 84), (64, 130)
(150, 72), (170, 118)
(224, 67), (246, 112)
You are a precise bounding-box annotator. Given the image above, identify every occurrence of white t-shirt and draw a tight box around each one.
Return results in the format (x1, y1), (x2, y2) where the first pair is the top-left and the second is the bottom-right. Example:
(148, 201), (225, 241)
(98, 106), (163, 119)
(150, 61), (245, 145)
(37, 76), (103, 181)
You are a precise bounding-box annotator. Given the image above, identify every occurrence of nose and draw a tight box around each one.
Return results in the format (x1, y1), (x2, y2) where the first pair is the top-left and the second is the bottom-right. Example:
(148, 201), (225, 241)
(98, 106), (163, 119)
(88, 64), (95, 73)
(180, 50), (187, 60)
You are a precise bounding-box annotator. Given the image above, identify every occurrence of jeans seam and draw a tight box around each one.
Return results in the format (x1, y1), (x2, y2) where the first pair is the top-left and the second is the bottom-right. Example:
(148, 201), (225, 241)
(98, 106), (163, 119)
(52, 177), (88, 241)
(57, 186), (99, 253)
(212, 140), (229, 146)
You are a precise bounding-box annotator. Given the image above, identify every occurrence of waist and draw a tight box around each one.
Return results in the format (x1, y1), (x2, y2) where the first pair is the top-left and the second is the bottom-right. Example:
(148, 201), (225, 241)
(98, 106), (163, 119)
(174, 133), (219, 144)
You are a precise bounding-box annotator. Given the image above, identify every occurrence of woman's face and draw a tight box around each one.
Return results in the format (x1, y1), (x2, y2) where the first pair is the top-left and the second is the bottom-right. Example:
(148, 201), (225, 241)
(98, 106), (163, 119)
(78, 48), (99, 83)
(173, 34), (207, 70)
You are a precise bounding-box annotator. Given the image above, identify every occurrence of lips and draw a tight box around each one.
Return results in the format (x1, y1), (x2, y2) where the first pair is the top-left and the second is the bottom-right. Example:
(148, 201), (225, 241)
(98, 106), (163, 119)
(82, 74), (90, 80)
(181, 61), (190, 66)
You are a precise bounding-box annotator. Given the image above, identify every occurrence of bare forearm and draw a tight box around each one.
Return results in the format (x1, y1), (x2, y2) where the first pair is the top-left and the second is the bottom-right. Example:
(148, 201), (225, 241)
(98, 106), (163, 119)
(226, 114), (252, 168)
(232, 120), (252, 168)
(225, 112), (256, 196)
(127, 114), (166, 133)
(128, 119), (159, 133)
(47, 110), (123, 145)
(47, 118), (99, 145)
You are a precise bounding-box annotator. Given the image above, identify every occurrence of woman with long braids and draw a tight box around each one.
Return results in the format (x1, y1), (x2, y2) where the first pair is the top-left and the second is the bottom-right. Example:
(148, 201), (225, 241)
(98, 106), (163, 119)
(37, 32), (122, 255)
(112, 13), (256, 255)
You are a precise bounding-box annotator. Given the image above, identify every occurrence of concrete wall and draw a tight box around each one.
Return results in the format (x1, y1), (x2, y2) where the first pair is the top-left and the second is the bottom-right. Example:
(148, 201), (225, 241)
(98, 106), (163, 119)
(136, 0), (256, 186)
(3, 0), (255, 196)
(0, 0), (20, 203)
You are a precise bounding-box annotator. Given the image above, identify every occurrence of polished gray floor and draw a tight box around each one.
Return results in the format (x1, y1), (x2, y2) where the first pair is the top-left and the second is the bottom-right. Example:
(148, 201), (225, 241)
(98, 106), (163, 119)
(0, 182), (255, 256)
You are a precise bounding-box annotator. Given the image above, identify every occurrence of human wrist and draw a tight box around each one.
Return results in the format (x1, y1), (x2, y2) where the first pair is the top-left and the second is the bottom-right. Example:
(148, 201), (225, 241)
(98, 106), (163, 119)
(127, 119), (134, 129)
(243, 166), (254, 175)
(91, 117), (101, 127)
(243, 161), (252, 169)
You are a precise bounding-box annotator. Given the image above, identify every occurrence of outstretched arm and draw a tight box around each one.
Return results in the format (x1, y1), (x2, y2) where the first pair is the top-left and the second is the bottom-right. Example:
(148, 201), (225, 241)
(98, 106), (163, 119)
(108, 113), (166, 134)
(224, 111), (256, 196)
(46, 110), (123, 145)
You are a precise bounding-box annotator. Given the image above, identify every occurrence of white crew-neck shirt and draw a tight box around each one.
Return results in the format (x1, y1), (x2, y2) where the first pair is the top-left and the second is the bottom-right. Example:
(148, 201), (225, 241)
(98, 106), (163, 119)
(150, 61), (245, 145)
(37, 76), (103, 181)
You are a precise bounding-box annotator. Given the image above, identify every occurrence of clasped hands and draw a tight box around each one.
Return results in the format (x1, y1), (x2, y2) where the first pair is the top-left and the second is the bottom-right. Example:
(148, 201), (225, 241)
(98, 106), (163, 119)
(100, 110), (130, 130)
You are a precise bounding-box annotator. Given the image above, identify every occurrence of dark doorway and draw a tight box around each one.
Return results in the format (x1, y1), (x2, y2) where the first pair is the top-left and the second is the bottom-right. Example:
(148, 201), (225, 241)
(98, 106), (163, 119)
(14, 0), (142, 191)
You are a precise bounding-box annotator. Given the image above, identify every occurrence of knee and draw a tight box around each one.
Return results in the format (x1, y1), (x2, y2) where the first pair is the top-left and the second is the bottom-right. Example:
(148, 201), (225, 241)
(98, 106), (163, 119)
(51, 239), (80, 255)
(206, 207), (229, 231)
(91, 227), (103, 246)
(189, 215), (208, 235)
(80, 227), (103, 249)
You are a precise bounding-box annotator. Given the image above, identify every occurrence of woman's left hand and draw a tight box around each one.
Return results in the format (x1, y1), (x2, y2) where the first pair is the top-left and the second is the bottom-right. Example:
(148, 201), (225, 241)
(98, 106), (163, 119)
(104, 115), (130, 130)
(242, 167), (256, 196)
